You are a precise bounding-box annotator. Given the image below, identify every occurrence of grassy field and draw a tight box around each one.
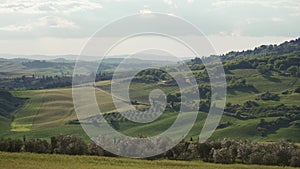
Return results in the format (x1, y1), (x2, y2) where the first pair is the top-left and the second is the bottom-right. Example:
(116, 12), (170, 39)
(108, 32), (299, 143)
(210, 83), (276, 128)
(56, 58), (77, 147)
(11, 90), (46, 132)
(0, 116), (11, 134)
(1, 86), (133, 141)
(0, 152), (296, 169)
(1, 68), (299, 142)
(227, 70), (300, 105)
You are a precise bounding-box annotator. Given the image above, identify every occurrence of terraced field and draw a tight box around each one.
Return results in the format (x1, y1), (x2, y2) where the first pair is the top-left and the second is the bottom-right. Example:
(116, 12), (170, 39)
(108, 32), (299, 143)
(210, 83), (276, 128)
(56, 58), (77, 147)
(1, 88), (119, 141)
(0, 68), (299, 142)
(11, 90), (46, 132)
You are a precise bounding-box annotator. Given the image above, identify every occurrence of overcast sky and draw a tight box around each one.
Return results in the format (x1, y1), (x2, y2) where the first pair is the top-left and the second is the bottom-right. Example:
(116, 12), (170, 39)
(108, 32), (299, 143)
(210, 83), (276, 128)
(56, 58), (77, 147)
(0, 0), (299, 57)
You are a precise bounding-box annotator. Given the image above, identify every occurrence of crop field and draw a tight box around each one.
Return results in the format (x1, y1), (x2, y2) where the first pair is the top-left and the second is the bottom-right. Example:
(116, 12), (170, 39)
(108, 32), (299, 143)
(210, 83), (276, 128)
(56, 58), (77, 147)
(0, 68), (299, 142)
(0, 152), (296, 169)
(1, 88), (118, 141)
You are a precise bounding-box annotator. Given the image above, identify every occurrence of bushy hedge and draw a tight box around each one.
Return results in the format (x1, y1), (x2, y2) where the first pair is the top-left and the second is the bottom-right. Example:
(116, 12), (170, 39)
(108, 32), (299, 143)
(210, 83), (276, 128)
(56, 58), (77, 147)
(167, 139), (300, 167)
(0, 136), (299, 167)
(255, 91), (280, 101)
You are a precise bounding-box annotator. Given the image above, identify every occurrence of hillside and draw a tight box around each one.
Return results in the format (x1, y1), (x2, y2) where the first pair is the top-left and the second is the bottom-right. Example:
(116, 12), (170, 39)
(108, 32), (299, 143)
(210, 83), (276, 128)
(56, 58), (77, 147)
(1, 68), (299, 142)
(0, 39), (299, 143)
(0, 90), (25, 118)
(219, 38), (300, 61)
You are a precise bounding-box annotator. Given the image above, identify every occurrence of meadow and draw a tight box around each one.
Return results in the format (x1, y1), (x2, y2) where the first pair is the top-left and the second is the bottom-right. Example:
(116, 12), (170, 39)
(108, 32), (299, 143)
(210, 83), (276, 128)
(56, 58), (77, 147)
(1, 67), (299, 142)
(0, 152), (297, 169)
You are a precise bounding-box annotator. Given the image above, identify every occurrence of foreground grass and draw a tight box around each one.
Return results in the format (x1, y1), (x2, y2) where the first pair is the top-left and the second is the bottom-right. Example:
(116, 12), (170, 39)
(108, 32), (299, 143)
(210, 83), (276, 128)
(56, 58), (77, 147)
(0, 152), (296, 169)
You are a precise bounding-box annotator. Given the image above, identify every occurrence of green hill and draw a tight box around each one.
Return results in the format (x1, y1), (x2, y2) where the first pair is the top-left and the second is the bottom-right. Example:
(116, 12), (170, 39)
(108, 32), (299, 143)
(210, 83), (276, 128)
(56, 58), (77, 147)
(219, 38), (300, 61)
(1, 67), (299, 142)
(0, 38), (299, 143)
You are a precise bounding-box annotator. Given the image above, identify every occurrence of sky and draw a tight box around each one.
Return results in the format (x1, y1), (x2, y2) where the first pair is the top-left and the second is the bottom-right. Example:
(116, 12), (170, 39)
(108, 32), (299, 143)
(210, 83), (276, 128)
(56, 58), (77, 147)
(0, 0), (299, 57)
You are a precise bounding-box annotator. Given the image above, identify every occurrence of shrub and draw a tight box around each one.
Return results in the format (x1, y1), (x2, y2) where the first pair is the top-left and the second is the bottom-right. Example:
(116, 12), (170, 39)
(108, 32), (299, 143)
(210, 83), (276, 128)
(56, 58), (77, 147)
(255, 91), (280, 101)
(257, 63), (269, 74)
(51, 135), (87, 155)
(295, 86), (300, 93)
(196, 142), (212, 161)
(25, 139), (49, 153)
(88, 142), (105, 156)
(290, 155), (300, 167)
(7, 139), (23, 152)
(0, 138), (9, 152)
(287, 66), (298, 77)
(212, 148), (233, 164)
(249, 152), (264, 164)
(263, 153), (278, 165)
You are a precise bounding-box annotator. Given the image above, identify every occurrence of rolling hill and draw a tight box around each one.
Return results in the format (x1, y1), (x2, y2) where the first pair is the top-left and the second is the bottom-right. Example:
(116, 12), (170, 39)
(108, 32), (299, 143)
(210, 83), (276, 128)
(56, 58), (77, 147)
(0, 38), (299, 143)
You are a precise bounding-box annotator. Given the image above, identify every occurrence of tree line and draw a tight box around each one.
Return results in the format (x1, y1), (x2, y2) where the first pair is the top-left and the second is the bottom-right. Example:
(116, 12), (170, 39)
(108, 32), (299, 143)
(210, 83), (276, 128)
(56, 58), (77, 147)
(0, 135), (299, 167)
(0, 72), (113, 90)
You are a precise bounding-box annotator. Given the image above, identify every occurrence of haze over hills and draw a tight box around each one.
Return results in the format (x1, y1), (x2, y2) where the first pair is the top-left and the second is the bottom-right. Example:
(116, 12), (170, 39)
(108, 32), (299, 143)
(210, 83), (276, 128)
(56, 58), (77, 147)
(1, 37), (299, 64)
(0, 53), (182, 62)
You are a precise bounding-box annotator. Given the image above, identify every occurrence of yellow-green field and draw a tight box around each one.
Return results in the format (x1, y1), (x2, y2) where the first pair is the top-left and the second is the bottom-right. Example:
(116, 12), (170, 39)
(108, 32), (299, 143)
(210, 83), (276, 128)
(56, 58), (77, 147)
(1, 67), (299, 142)
(0, 73), (298, 142)
(0, 88), (119, 141)
(0, 152), (296, 169)
(11, 87), (117, 131)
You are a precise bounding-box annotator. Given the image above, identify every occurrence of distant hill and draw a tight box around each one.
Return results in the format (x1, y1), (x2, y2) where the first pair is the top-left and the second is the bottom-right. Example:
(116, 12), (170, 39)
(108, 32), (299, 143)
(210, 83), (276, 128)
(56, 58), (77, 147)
(0, 58), (31, 62)
(0, 53), (181, 62)
(220, 38), (300, 61)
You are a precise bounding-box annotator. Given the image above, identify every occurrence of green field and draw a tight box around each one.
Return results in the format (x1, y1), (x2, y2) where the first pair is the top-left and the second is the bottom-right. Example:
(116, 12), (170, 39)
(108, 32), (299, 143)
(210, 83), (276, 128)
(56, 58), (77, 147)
(227, 70), (300, 105)
(0, 152), (296, 169)
(0, 69), (299, 142)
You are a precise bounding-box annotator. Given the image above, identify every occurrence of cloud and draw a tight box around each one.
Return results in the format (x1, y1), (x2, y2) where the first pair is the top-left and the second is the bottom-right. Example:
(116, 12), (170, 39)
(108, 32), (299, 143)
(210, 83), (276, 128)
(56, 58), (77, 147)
(271, 17), (284, 22)
(38, 16), (79, 29)
(164, 0), (173, 5)
(212, 0), (300, 11)
(139, 5), (152, 15)
(0, 0), (102, 14)
(0, 16), (78, 32)
(164, 0), (178, 9)
(0, 24), (33, 32)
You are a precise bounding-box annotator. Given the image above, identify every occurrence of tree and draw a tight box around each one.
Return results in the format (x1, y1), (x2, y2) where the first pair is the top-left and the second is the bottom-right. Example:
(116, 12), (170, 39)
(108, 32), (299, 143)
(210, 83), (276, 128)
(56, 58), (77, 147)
(257, 63), (269, 74)
(295, 86), (300, 93)
(49, 135), (87, 155)
(290, 155), (300, 167)
(88, 142), (105, 156)
(50, 136), (59, 153)
(287, 66), (298, 77)
(7, 139), (23, 152)
(249, 152), (264, 164)
(0, 138), (9, 152)
(25, 139), (49, 153)
(197, 143), (212, 161)
(212, 148), (233, 164)
(167, 94), (180, 103)
(263, 153), (278, 165)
